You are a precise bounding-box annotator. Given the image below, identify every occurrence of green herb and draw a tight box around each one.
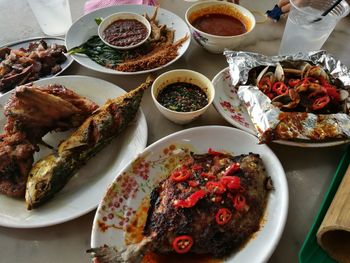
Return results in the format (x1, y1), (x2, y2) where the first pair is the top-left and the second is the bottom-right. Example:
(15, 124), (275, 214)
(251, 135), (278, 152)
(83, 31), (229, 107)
(68, 35), (128, 67)
(95, 17), (103, 25)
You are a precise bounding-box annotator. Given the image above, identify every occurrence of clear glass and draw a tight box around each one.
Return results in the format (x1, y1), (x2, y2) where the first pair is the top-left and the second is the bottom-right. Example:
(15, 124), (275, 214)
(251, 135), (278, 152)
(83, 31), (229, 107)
(27, 0), (72, 36)
(279, 0), (349, 55)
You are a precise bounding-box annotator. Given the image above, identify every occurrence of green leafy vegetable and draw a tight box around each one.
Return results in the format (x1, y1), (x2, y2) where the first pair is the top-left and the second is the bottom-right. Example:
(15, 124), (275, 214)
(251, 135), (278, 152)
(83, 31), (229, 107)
(95, 17), (102, 25)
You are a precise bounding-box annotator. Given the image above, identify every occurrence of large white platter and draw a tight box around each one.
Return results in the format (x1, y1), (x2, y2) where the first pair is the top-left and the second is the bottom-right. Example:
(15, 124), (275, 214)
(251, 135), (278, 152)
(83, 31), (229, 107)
(91, 126), (288, 263)
(66, 5), (191, 75)
(212, 67), (350, 147)
(0, 75), (148, 228)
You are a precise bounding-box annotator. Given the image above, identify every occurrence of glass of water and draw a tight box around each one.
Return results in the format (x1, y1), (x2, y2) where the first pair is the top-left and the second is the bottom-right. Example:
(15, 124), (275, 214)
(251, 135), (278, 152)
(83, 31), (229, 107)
(279, 0), (349, 55)
(27, 0), (72, 36)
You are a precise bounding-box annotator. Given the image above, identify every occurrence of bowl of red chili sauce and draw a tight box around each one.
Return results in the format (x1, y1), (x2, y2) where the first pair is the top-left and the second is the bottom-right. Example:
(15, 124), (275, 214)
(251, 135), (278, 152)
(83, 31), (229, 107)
(152, 69), (215, 124)
(185, 1), (256, 54)
(98, 12), (151, 50)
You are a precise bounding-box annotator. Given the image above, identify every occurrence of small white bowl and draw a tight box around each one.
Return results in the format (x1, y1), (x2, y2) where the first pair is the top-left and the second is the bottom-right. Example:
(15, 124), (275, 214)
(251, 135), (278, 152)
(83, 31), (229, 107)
(185, 1), (256, 54)
(152, 69), (215, 125)
(98, 12), (151, 50)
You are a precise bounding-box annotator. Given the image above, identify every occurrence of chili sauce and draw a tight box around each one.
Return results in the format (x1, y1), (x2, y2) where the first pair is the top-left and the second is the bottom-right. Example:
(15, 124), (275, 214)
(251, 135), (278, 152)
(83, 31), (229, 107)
(192, 13), (246, 36)
(157, 82), (208, 112)
(103, 19), (148, 47)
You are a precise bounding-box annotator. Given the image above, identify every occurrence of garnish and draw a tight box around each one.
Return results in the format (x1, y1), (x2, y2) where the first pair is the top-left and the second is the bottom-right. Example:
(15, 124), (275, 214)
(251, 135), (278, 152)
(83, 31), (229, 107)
(172, 235), (193, 254)
(215, 208), (232, 225)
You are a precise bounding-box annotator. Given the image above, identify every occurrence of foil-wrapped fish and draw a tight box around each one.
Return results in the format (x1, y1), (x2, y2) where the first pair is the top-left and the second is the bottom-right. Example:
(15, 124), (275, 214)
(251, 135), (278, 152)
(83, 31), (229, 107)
(224, 50), (350, 143)
(25, 77), (153, 209)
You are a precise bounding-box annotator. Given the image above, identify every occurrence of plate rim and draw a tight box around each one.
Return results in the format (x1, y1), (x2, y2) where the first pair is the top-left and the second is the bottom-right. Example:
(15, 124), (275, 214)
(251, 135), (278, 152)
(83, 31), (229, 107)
(0, 75), (148, 228)
(65, 4), (191, 75)
(212, 67), (350, 148)
(91, 125), (289, 262)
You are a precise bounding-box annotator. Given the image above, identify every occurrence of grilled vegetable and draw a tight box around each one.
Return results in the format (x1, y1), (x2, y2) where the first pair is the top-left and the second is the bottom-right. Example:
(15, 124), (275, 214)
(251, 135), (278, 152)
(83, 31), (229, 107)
(25, 77), (153, 209)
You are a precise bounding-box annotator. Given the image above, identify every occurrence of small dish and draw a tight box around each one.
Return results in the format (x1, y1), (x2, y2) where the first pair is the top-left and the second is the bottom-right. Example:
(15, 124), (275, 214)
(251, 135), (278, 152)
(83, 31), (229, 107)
(151, 69), (215, 124)
(185, 1), (256, 54)
(98, 12), (151, 50)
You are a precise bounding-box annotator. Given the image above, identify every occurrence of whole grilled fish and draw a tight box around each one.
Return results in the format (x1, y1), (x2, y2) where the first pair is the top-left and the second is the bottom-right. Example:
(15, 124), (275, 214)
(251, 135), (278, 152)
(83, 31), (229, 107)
(25, 77), (153, 210)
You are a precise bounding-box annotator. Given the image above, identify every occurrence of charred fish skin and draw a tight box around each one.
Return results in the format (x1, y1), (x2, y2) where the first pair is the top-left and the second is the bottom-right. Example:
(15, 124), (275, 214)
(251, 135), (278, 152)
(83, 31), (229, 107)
(25, 77), (153, 210)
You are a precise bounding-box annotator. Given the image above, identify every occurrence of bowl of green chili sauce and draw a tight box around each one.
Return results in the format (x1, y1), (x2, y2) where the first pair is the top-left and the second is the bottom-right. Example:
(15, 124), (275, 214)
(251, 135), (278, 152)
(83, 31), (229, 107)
(152, 69), (215, 124)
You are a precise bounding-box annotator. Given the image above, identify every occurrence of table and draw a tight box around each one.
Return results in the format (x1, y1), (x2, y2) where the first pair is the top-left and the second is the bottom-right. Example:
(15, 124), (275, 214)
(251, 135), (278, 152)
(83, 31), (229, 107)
(0, 0), (349, 262)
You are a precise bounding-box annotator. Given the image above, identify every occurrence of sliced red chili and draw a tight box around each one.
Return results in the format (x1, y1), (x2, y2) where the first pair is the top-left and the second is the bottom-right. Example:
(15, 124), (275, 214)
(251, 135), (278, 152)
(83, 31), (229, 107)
(233, 194), (246, 211)
(325, 87), (340, 101)
(172, 235), (193, 254)
(288, 79), (301, 87)
(171, 167), (191, 182)
(173, 190), (207, 208)
(192, 164), (203, 171)
(188, 180), (199, 187)
(222, 163), (240, 177)
(312, 95), (330, 110)
(205, 181), (226, 194)
(208, 148), (222, 156)
(200, 172), (216, 180)
(272, 82), (288, 95)
(220, 176), (241, 190)
(258, 76), (272, 92)
(215, 208), (232, 225)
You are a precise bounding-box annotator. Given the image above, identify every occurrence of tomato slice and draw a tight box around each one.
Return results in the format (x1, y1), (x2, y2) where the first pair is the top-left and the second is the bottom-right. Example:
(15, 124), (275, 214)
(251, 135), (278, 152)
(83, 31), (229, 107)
(312, 95), (330, 110)
(171, 167), (191, 182)
(172, 235), (193, 254)
(215, 208), (232, 225)
(272, 82), (289, 95)
(233, 194), (246, 211)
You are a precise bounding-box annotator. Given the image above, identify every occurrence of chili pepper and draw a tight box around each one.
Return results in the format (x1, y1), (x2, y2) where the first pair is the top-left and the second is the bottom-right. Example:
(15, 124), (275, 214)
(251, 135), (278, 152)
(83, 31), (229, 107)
(220, 176), (241, 190)
(272, 82), (288, 95)
(307, 87), (327, 100)
(200, 172), (216, 180)
(233, 194), (246, 211)
(208, 148), (222, 156)
(205, 181), (225, 194)
(258, 76), (272, 92)
(222, 163), (240, 177)
(312, 95), (330, 111)
(171, 167), (191, 182)
(215, 208), (232, 225)
(192, 164), (202, 171)
(265, 92), (275, 100)
(325, 87), (340, 101)
(173, 189), (207, 208)
(288, 79), (301, 87)
(188, 180), (199, 187)
(172, 235), (193, 254)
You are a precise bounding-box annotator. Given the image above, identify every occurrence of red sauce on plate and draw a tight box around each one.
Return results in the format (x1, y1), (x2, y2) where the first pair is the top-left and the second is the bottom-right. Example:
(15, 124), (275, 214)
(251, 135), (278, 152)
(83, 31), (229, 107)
(192, 14), (246, 36)
(103, 19), (148, 47)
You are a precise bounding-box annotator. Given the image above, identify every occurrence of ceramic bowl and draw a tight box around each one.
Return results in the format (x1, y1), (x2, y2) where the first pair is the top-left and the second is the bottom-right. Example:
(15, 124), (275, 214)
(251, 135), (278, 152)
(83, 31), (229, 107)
(98, 12), (151, 50)
(151, 69), (215, 124)
(185, 1), (256, 54)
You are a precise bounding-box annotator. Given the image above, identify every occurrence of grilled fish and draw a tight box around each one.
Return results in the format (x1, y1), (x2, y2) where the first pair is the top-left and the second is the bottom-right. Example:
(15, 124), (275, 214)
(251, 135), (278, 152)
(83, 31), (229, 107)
(25, 77), (153, 209)
(88, 152), (272, 262)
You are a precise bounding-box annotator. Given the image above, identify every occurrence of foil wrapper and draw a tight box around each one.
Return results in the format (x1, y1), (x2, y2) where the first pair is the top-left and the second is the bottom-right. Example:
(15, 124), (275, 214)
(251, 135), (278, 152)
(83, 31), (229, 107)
(224, 50), (350, 143)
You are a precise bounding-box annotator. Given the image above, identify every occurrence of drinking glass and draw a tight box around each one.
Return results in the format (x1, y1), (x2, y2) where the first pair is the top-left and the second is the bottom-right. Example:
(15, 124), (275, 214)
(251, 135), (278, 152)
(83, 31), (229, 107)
(27, 0), (72, 36)
(279, 0), (349, 55)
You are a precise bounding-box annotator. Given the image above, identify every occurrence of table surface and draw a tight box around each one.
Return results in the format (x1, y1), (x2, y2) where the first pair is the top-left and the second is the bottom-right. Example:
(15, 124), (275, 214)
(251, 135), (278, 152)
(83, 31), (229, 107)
(0, 0), (349, 262)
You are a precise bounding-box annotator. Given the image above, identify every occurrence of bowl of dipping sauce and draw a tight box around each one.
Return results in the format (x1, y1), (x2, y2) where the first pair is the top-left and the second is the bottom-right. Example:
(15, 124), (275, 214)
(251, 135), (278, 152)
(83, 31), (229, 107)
(152, 69), (215, 124)
(185, 1), (255, 54)
(98, 12), (151, 50)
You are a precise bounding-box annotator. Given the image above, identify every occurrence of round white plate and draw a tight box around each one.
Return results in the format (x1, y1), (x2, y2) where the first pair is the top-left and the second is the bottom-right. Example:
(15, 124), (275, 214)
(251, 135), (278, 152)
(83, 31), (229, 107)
(91, 126), (288, 263)
(0, 75), (148, 228)
(212, 67), (350, 147)
(1, 37), (73, 85)
(66, 5), (191, 75)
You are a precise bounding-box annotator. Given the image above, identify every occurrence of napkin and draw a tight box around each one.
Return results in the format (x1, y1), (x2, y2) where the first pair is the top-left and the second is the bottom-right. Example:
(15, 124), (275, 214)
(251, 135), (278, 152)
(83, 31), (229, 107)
(84, 0), (159, 14)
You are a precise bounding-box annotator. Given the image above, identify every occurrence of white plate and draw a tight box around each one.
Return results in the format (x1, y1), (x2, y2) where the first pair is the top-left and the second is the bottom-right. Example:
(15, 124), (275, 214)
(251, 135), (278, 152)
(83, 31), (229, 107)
(212, 67), (350, 147)
(66, 5), (191, 75)
(0, 75), (148, 228)
(91, 126), (288, 263)
(1, 37), (73, 84)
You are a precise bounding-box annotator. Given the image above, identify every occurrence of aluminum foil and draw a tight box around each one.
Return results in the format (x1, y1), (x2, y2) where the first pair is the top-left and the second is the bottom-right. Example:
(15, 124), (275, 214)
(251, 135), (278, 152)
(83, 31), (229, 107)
(224, 50), (350, 143)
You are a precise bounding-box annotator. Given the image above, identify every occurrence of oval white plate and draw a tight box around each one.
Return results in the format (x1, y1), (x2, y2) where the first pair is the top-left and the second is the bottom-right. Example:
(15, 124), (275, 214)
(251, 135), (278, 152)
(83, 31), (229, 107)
(0, 75), (147, 228)
(1, 37), (73, 87)
(91, 126), (288, 263)
(212, 67), (350, 147)
(66, 5), (191, 75)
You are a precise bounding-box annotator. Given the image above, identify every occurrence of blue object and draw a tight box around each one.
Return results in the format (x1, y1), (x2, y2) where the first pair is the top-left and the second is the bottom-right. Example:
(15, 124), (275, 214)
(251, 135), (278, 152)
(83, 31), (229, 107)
(266, 4), (283, 22)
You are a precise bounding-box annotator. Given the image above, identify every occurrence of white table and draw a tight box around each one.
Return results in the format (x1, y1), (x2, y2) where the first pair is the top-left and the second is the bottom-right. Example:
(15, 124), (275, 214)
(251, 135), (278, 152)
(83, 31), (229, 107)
(0, 0), (349, 262)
